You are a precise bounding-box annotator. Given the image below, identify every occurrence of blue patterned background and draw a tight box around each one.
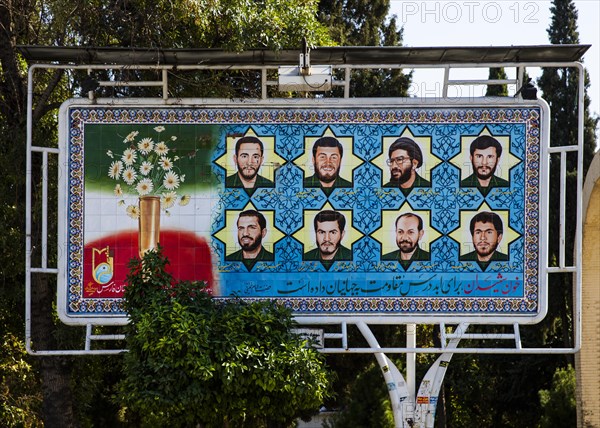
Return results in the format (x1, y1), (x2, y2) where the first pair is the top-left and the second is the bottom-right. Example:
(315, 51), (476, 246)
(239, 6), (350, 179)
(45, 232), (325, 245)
(208, 108), (541, 315)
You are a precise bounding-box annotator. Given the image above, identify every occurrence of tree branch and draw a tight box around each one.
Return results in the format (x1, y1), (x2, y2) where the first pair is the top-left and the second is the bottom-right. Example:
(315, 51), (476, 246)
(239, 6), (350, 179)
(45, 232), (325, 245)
(32, 69), (65, 125)
(0, 1), (27, 124)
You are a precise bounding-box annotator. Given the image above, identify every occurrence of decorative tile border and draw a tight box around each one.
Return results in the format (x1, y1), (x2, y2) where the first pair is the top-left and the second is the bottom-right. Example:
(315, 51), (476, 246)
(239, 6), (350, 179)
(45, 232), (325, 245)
(64, 106), (543, 319)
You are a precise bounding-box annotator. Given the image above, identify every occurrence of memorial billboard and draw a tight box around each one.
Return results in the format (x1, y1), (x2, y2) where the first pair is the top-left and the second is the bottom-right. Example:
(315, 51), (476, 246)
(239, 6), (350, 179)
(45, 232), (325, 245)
(57, 100), (548, 324)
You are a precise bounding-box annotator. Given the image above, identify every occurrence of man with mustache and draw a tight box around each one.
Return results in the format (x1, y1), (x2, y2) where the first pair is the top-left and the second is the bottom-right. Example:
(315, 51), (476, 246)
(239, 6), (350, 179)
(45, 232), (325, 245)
(460, 211), (509, 270)
(225, 136), (274, 196)
(383, 137), (430, 195)
(226, 210), (274, 269)
(304, 210), (352, 269)
(303, 136), (352, 196)
(460, 135), (509, 196)
(382, 212), (430, 269)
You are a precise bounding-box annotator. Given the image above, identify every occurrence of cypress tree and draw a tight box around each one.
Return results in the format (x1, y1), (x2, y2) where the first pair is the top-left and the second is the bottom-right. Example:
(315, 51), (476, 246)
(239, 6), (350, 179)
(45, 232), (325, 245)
(439, 5), (596, 422)
(486, 67), (509, 96)
(537, 0), (597, 350)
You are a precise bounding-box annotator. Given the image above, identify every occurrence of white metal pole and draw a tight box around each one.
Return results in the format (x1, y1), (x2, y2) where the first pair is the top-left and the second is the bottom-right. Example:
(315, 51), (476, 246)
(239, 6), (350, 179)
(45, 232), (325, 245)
(25, 66), (35, 354)
(407, 323), (417, 400)
(574, 62), (584, 352)
(357, 321), (408, 428)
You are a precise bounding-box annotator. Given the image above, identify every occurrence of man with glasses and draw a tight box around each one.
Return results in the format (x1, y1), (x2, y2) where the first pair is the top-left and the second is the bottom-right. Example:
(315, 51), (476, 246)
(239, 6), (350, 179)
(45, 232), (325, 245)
(383, 137), (430, 195)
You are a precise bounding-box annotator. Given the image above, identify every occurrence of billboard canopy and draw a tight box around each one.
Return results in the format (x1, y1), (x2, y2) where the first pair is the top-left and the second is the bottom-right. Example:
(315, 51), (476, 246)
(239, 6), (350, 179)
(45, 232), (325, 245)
(17, 44), (590, 66)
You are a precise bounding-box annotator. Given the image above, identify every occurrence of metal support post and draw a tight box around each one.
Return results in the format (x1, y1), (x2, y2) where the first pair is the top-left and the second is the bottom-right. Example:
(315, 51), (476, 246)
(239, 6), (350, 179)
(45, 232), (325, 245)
(357, 321), (411, 428)
(407, 323), (417, 400)
(413, 322), (469, 427)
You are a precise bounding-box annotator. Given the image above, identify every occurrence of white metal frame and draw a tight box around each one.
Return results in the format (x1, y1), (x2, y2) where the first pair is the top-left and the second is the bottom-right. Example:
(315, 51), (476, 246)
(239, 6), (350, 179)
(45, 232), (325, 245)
(26, 59), (584, 362)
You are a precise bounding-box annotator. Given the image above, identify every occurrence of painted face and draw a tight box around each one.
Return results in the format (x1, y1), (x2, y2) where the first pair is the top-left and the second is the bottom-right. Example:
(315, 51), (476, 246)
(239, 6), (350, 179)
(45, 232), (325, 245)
(237, 215), (265, 253)
(471, 147), (499, 181)
(234, 142), (263, 182)
(313, 146), (342, 184)
(395, 215), (424, 254)
(315, 220), (344, 258)
(388, 149), (415, 184)
(472, 221), (502, 259)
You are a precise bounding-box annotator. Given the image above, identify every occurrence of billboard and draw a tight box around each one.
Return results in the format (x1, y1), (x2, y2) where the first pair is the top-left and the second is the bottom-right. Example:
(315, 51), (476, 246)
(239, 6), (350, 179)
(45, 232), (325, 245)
(57, 100), (548, 324)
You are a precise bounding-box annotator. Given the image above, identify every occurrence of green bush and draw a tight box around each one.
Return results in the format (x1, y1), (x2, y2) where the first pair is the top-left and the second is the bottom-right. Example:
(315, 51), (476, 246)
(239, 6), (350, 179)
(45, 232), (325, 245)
(0, 332), (42, 427)
(117, 247), (332, 427)
(538, 365), (576, 428)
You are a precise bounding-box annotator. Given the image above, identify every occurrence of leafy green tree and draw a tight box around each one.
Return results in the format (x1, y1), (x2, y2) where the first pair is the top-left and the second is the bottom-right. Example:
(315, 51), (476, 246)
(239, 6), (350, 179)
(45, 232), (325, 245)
(442, 353), (567, 427)
(538, 365), (576, 427)
(117, 247), (332, 427)
(0, 331), (42, 427)
(323, 363), (394, 428)
(1, 1), (334, 426)
(70, 354), (127, 428)
(19, 0), (330, 51)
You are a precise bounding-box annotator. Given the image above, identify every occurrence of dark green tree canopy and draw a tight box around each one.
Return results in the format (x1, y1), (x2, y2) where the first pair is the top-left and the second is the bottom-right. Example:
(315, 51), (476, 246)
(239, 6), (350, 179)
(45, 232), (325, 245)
(547, 0), (580, 44)
(14, 0), (332, 50)
(318, 0), (412, 97)
(319, 0), (393, 46)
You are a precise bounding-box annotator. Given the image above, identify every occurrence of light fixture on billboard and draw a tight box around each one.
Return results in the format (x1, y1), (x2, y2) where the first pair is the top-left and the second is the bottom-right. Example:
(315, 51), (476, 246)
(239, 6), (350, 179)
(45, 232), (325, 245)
(278, 65), (333, 92)
(81, 75), (100, 94)
(515, 79), (538, 100)
(278, 38), (333, 92)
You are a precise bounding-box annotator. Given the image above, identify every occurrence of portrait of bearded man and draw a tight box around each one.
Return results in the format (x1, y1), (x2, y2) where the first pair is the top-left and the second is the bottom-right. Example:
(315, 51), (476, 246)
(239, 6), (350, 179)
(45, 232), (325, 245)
(460, 135), (509, 196)
(383, 137), (431, 195)
(303, 136), (352, 196)
(382, 212), (430, 269)
(225, 136), (274, 196)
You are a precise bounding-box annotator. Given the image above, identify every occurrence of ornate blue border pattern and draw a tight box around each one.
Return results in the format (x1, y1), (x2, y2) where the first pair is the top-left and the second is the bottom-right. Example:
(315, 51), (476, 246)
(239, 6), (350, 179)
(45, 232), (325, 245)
(66, 106), (541, 318)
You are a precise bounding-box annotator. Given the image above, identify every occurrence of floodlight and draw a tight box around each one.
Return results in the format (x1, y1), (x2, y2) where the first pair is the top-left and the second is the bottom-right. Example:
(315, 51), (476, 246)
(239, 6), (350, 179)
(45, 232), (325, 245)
(515, 79), (538, 100)
(81, 75), (99, 93)
(278, 65), (333, 92)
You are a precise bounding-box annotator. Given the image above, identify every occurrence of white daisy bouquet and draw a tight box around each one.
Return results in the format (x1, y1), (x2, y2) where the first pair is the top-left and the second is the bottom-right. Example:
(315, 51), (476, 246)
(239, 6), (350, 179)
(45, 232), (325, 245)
(107, 126), (191, 218)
